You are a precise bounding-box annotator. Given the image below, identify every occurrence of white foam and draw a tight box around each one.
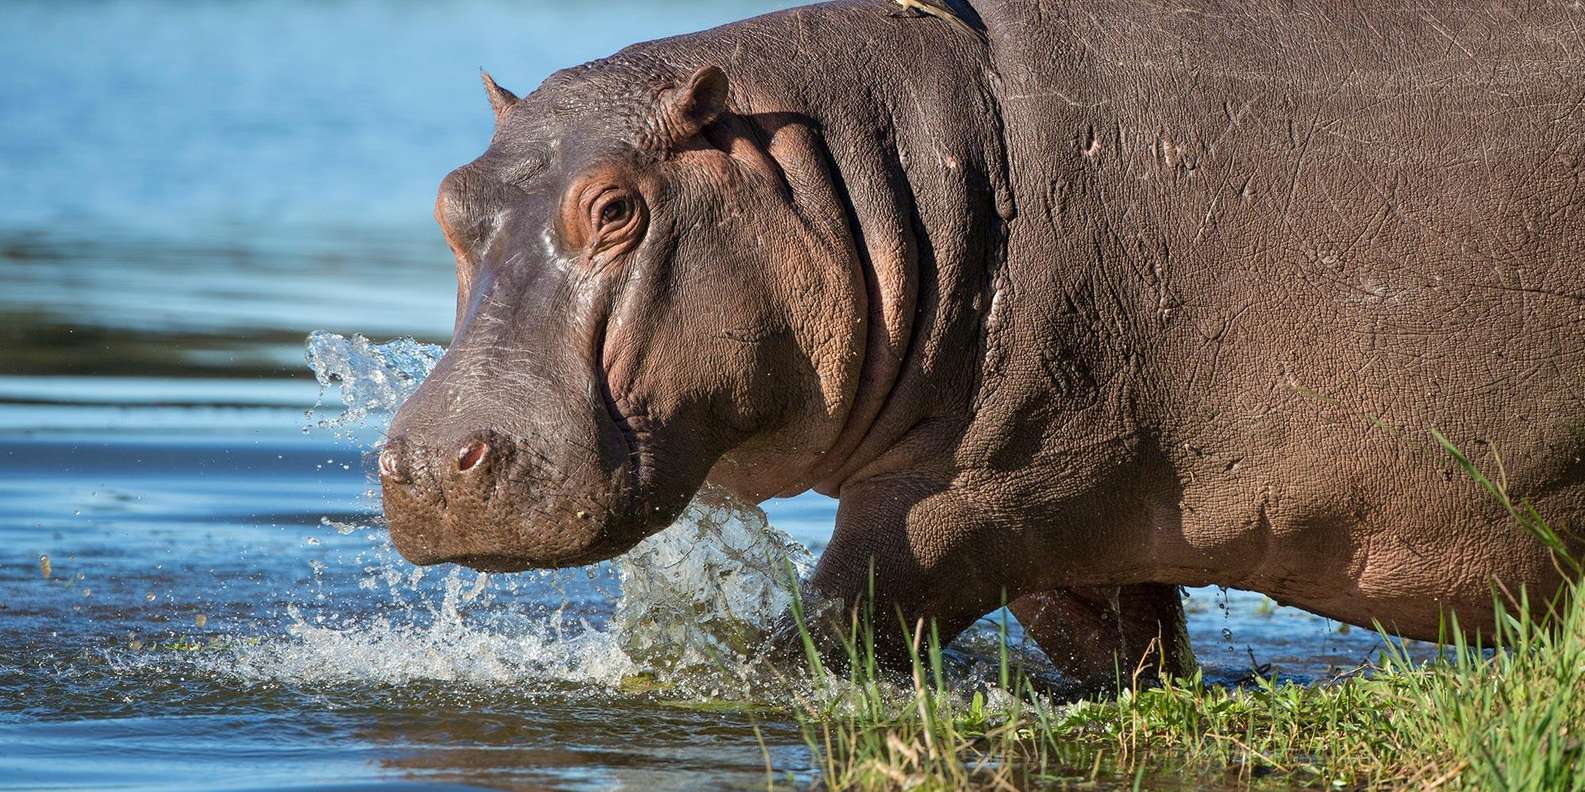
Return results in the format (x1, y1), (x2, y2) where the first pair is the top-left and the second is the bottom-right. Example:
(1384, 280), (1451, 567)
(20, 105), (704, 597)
(225, 571), (638, 689)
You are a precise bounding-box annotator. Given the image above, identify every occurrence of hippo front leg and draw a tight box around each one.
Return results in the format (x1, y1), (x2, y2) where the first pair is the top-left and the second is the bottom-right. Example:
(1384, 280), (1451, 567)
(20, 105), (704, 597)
(773, 474), (1196, 690)
(781, 476), (1015, 669)
(1010, 584), (1196, 691)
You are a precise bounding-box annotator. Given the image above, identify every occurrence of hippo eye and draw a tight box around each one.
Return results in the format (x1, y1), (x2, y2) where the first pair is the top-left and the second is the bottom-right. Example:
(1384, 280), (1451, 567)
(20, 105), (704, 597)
(566, 181), (645, 254)
(599, 197), (633, 227)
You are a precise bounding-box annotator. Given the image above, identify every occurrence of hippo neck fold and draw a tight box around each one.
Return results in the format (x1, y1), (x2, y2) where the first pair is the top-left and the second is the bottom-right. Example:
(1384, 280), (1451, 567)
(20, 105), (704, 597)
(792, 24), (1014, 497)
(656, 0), (1015, 498)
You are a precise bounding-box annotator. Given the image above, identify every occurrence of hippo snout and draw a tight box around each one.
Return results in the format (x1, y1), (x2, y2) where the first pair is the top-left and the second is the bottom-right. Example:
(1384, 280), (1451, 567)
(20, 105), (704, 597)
(377, 432), (493, 485)
(378, 428), (620, 571)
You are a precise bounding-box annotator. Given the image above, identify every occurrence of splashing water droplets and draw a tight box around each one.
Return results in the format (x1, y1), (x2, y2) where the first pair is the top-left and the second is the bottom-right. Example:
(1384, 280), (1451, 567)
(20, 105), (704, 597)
(614, 484), (813, 677)
(172, 332), (821, 698)
(304, 331), (444, 435)
(320, 517), (364, 535)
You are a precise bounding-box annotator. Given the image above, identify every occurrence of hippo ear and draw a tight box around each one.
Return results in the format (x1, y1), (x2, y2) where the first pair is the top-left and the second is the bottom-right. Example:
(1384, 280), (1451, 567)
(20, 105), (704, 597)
(654, 66), (729, 147)
(480, 69), (518, 122)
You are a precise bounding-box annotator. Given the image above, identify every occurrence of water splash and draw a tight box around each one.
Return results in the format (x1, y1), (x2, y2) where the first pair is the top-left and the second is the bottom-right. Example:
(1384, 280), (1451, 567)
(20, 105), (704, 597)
(304, 331), (443, 431)
(263, 332), (814, 694)
(225, 569), (638, 690)
(615, 484), (812, 676)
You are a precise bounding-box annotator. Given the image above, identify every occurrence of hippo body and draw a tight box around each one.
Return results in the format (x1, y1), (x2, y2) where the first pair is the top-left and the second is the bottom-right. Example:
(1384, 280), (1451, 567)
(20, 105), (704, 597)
(381, 0), (1585, 680)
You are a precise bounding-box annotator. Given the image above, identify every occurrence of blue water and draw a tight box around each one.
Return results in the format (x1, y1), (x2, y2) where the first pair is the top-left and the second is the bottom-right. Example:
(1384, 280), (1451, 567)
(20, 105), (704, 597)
(0, 2), (1419, 789)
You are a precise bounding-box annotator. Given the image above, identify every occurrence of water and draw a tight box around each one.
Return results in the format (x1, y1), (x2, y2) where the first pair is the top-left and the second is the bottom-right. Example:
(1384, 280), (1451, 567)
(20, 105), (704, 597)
(1, 2), (1428, 788)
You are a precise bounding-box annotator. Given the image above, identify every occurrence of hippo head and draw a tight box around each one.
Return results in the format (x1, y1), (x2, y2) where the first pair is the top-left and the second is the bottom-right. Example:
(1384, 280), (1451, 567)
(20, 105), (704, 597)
(379, 60), (861, 571)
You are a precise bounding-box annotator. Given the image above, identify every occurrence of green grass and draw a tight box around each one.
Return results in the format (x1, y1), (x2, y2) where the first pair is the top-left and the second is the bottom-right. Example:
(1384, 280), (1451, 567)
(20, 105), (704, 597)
(770, 437), (1585, 790)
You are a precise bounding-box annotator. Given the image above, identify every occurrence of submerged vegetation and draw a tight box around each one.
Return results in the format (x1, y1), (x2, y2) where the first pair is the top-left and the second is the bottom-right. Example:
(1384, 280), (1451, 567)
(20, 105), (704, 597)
(772, 437), (1585, 790)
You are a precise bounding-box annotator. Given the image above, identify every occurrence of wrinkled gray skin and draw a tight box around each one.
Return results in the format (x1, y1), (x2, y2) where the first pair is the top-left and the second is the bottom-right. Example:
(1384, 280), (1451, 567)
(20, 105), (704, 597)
(381, 0), (1585, 684)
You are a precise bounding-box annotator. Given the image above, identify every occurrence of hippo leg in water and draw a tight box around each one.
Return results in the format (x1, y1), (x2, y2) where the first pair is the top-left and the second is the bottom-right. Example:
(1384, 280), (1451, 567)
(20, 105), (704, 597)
(380, 0), (1585, 683)
(1011, 587), (1194, 688)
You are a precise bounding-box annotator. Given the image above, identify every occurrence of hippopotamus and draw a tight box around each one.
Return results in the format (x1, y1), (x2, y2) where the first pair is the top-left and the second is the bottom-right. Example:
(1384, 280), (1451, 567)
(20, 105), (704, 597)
(378, 0), (1585, 683)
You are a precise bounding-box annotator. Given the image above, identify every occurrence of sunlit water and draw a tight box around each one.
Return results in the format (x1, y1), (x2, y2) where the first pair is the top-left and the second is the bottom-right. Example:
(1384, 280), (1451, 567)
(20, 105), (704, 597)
(1, 1), (1431, 789)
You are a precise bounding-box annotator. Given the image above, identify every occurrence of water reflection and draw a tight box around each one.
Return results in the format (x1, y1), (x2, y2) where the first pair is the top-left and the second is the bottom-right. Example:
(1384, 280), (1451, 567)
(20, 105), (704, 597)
(364, 701), (808, 791)
(0, 228), (454, 377)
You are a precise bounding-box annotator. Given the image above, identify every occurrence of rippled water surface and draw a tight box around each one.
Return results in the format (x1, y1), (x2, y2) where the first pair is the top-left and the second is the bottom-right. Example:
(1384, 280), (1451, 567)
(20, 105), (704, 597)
(3, 2), (1427, 789)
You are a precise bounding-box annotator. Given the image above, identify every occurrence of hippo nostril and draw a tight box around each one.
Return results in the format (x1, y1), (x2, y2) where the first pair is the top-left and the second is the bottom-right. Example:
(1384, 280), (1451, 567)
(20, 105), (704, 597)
(457, 439), (489, 472)
(378, 445), (408, 484)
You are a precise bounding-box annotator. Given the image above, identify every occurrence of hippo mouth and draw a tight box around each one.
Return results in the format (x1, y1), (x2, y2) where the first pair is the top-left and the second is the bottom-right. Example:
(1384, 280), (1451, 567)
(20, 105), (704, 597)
(449, 554), (535, 573)
(447, 548), (613, 572)
(379, 326), (660, 571)
(594, 319), (647, 513)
